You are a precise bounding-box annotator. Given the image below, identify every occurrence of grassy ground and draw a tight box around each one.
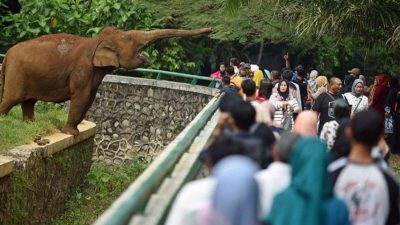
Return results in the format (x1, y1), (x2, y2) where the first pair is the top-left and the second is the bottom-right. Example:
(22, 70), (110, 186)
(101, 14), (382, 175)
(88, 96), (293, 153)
(52, 159), (147, 225)
(0, 103), (67, 154)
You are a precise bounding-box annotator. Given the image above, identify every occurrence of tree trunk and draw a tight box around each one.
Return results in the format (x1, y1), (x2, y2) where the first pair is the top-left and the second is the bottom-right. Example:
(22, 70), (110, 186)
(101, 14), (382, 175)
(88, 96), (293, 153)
(257, 39), (264, 65)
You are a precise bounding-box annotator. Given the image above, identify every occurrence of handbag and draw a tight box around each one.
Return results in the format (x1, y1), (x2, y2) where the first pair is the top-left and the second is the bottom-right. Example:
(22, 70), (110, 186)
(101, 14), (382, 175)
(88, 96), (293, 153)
(385, 114), (394, 134)
(282, 111), (293, 131)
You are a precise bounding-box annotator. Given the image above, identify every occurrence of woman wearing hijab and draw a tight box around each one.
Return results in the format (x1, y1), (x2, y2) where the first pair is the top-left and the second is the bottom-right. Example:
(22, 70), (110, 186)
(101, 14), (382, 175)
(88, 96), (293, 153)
(369, 73), (391, 115)
(270, 80), (300, 130)
(308, 70), (318, 92)
(264, 138), (350, 225)
(344, 79), (369, 117)
(307, 70), (318, 107)
(199, 155), (260, 225)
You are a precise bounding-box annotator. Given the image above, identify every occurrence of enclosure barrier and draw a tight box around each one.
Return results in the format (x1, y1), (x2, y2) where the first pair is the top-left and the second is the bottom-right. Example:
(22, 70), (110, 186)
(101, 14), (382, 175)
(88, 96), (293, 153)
(94, 94), (222, 225)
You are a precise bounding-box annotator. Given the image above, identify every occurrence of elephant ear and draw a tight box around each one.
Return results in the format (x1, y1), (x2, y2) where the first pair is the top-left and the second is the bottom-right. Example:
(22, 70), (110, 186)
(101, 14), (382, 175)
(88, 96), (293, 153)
(93, 40), (119, 67)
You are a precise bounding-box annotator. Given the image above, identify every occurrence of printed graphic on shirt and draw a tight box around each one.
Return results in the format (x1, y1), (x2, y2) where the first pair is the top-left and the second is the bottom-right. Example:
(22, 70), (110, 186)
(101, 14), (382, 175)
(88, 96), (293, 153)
(333, 164), (390, 225)
(328, 101), (335, 118)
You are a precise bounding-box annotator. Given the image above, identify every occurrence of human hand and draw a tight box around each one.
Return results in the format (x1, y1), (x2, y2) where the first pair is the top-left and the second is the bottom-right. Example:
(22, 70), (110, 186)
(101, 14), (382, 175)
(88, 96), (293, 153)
(284, 53), (289, 61)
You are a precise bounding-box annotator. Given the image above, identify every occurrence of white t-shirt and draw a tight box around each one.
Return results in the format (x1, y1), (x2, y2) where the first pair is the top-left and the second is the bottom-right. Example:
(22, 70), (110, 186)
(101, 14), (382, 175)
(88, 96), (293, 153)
(255, 162), (291, 219)
(329, 158), (400, 225)
(165, 177), (215, 225)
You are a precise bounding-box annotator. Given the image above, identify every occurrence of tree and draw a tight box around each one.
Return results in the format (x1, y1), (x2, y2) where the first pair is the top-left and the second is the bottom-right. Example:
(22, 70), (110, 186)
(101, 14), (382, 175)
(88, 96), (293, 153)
(0, 0), (210, 74)
(224, 0), (400, 47)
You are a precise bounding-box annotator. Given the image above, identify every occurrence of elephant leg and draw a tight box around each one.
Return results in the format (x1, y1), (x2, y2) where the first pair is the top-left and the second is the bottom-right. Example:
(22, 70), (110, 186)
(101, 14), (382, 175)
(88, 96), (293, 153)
(78, 91), (97, 122)
(21, 99), (37, 121)
(0, 99), (20, 116)
(62, 89), (92, 136)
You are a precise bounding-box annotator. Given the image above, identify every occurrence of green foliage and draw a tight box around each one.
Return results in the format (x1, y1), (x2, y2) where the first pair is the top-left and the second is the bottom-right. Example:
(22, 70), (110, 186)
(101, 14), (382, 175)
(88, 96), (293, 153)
(53, 159), (148, 225)
(0, 0), (209, 74)
(0, 102), (67, 154)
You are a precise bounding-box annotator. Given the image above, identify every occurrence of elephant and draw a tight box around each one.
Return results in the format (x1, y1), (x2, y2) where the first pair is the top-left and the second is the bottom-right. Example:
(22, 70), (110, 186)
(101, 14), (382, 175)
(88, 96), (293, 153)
(0, 27), (212, 135)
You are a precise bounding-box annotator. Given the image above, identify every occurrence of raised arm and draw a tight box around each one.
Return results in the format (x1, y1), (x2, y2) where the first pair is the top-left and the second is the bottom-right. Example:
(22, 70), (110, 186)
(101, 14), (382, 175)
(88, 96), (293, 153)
(284, 53), (290, 70)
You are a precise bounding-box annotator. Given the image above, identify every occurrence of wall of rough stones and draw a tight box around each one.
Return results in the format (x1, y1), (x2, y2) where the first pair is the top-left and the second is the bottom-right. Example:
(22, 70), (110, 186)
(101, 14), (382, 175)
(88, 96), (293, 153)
(85, 75), (214, 164)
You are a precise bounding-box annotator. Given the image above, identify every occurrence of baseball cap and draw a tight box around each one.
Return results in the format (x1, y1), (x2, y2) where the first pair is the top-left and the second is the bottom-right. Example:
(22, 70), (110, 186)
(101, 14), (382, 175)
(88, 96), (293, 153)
(348, 68), (361, 76)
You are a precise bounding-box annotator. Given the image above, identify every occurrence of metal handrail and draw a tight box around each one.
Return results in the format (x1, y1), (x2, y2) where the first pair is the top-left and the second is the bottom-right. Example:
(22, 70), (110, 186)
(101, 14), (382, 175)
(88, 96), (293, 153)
(94, 95), (222, 225)
(0, 52), (220, 87)
(131, 68), (220, 87)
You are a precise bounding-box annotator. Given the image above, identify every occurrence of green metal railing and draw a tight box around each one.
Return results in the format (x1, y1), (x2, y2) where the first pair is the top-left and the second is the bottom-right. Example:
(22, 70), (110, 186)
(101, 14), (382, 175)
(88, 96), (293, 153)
(129, 68), (220, 87)
(0, 53), (220, 87)
(94, 95), (222, 225)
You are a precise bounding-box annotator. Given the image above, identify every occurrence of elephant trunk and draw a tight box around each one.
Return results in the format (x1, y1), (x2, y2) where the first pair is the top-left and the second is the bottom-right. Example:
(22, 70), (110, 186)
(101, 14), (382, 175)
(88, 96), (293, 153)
(130, 28), (212, 46)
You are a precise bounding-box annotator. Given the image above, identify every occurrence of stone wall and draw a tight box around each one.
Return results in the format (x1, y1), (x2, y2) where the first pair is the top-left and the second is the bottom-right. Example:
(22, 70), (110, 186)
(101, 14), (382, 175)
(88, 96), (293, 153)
(85, 75), (214, 164)
(0, 121), (96, 225)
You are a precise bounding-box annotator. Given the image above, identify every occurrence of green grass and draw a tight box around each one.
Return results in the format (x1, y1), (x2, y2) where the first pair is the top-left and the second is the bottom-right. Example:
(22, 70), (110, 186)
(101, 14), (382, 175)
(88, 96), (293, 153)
(0, 102), (67, 154)
(53, 159), (148, 225)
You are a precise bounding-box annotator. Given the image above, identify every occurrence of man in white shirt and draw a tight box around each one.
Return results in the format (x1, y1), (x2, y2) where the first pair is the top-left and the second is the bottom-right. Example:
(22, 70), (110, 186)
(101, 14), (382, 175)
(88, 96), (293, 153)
(255, 132), (300, 219)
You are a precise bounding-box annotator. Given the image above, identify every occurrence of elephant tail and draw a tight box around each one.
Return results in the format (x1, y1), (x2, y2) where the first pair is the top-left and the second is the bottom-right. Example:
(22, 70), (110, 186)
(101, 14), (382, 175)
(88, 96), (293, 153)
(0, 55), (6, 103)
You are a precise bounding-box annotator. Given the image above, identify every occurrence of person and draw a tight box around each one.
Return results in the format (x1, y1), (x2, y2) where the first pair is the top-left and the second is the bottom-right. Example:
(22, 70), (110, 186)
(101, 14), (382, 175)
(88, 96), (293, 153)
(385, 77), (400, 154)
(215, 76), (237, 97)
(307, 70), (318, 106)
(312, 75), (328, 101)
(292, 65), (309, 110)
(320, 99), (351, 151)
(199, 155), (260, 225)
(242, 79), (271, 125)
(165, 135), (244, 225)
(256, 79), (273, 103)
(239, 67), (247, 80)
(329, 110), (400, 225)
(265, 137), (350, 225)
(343, 79), (369, 117)
(256, 132), (300, 218)
(226, 66), (243, 96)
(270, 70), (280, 86)
(369, 73), (391, 115)
(229, 58), (240, 75)
(252, 69), (264, 88)
(312, 77), (344, 134)
(293, 110), (318, 137)
(244, 63), (252, 79)
(210, 63), (226, 80)
(270, 80), (300, 131)
(272, 69), (302, 111)
(214, 97), (269, 169)
(281, 53), (303, 110)
(341, 68), (361, 94)
(359, 75), (369, 96)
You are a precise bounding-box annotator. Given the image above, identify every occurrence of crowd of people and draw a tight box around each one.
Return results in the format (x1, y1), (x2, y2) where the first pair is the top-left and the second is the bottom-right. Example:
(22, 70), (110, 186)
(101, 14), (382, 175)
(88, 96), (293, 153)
(165, 55), (400, 225)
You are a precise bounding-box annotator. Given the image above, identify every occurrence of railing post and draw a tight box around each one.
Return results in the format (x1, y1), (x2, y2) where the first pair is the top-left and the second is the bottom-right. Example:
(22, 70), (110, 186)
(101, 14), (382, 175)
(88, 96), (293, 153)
(208, 80), (216, 88)
(191, 78), (197, 85)
(156, 73), (162, 80)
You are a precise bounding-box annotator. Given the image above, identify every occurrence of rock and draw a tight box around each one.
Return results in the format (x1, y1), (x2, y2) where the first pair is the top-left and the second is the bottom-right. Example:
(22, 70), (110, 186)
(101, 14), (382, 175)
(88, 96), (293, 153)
(147, 88), (154, 97)
(122, 120), (130, 127)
